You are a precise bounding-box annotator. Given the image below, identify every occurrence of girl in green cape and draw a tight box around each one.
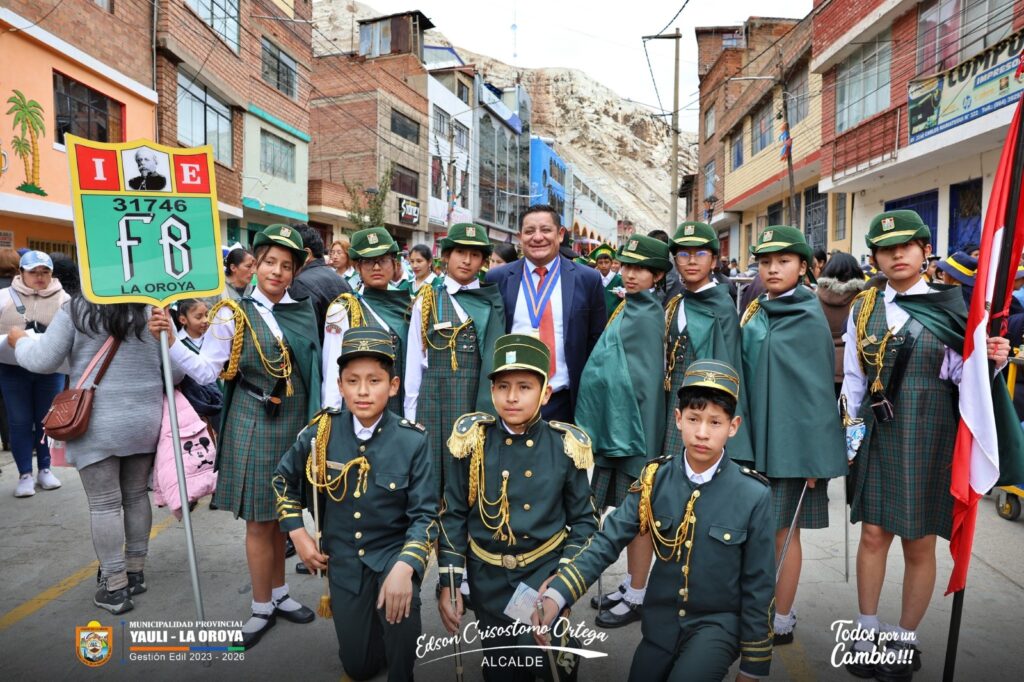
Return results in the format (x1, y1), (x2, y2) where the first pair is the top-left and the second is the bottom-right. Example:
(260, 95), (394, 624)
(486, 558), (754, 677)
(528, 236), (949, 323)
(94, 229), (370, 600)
(322, 227), (412, 414)
(576, 234), (670, 629)
(150, 224), (322, 649)
(740, 225), (846, 646)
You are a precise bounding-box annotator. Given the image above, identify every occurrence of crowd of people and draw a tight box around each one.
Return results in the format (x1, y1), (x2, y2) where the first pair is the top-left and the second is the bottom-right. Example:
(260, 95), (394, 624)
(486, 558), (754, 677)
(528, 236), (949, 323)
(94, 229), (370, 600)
(3, 204), (1024, 682)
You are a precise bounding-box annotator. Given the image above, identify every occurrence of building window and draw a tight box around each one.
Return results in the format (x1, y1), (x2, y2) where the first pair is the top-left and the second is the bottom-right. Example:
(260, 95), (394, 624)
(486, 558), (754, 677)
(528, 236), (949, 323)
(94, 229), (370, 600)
(53, 72), (123, 144)
(786, 66), (809, 126)
(186, 0), (240, 53)
(391, 163), (419, 198)
(93, 0), (112, 10)
(836, 29), (891, 134)
(703, 160), (716, 199)
(457, 81), (470, 104)
(917, 0), (1014, 76)
(834, 192), (847, 240)
(390, 109), (420, 144)
(766, 201), (783, 226)
(433, 105), (451, 138)
(261, 39), (297, 98)
(177, 71), (232, 165)
(704, 107), (715, 139)
(751, 99), (774, 156)
(431, 156), (444, 199)
(259, 130), (295, 182)
(454, 121), (469, 150)
(731, 130), (744, 170)
(722, 31), (744, 49)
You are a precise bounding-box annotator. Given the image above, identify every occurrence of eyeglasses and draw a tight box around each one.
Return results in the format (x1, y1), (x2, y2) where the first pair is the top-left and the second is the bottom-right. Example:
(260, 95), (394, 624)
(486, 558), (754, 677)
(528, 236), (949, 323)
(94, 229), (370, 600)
(359, 255), (394, 270)
(675, 250), (712, 262)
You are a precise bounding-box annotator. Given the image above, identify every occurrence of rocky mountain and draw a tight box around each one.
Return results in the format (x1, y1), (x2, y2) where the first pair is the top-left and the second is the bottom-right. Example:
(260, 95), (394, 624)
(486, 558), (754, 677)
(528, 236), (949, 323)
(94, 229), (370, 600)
(313, 1), (697, 233)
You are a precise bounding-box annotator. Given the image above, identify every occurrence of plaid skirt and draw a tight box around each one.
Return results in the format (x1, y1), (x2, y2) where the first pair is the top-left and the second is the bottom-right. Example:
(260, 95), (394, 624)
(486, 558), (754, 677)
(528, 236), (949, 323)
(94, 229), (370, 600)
(591, 465), (638, 511)
(771, 477), (829, 531)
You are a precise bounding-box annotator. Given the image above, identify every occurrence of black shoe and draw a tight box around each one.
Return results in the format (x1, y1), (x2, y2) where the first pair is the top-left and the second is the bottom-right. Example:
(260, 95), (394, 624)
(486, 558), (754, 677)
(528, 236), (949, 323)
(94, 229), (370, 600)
(594, 600), (642, 629)
(590, 585), (626, 610)
(284, 537), (296, 558)
(128, 571), (147, 595)
(94, 583), (134, 614)
(273, 595), (315, 624)
(874, 641), (921, 682)
(295, 561), (310, 575)
(241, 612), (276, 650)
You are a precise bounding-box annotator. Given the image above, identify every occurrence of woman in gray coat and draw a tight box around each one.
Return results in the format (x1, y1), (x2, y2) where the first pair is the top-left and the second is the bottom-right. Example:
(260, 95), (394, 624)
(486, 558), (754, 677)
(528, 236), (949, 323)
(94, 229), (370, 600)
(8, 298), (181, 615)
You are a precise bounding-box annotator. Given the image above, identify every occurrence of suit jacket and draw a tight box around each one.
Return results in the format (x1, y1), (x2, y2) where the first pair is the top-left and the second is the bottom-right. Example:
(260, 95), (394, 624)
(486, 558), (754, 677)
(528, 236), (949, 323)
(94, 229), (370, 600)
(485, 254), (606, 413)
(289, 257), (352, 342)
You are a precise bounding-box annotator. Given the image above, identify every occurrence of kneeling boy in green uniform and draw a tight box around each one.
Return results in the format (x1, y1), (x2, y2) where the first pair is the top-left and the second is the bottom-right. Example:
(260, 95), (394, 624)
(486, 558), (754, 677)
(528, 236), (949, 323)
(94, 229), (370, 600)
(534, 360), (775, 682)
(273, 327), (437, 682)
(438, 333), (598, 681)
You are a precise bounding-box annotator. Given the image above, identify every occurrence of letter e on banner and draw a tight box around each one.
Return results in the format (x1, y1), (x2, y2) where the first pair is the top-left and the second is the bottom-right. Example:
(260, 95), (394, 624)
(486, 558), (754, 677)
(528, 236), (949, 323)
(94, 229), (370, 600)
(76, 148), (120, 191)
(173, 153), (210, 193)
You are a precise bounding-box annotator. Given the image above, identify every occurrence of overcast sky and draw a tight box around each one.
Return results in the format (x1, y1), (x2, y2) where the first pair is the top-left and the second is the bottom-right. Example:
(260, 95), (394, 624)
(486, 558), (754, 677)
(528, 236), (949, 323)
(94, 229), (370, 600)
(366, 0), (813, 132)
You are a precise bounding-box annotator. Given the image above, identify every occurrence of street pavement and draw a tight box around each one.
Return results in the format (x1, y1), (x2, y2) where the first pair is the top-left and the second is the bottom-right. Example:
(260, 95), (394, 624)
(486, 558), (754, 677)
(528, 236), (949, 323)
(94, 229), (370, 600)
(1, 451), (1022, 681)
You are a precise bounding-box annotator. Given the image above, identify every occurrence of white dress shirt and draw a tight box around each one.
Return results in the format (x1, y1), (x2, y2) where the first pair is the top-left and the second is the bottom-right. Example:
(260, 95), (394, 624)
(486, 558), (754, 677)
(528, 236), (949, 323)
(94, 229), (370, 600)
(601, 271), (616, 288)
(176, 327), (204, 350)
(512, 257), (568, 392)
(170, 287), (293, 385)
(354, 413), (384, 441)
(684, 452), (723, 484)
(676, 281), (719, 332)
(322, 293), (391, 410)
(840, 279), (962, 417)
(404, 276), (479, 421)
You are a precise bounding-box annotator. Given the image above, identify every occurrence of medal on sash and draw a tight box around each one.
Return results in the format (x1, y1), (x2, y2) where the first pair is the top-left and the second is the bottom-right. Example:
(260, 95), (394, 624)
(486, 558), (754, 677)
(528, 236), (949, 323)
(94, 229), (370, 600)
(521, 258), (561, 329)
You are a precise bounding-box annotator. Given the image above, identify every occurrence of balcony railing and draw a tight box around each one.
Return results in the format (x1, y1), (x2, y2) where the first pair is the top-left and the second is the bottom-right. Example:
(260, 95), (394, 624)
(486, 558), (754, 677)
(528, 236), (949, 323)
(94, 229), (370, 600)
(830, 105), (904, 182)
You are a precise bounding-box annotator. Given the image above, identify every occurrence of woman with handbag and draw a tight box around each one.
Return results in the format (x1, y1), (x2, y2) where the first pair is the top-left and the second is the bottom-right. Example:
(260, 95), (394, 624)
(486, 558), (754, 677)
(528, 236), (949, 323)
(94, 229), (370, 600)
(148, 224), (322, 650)
(0, 251), (70, 497)
(8, 296), (178, 614)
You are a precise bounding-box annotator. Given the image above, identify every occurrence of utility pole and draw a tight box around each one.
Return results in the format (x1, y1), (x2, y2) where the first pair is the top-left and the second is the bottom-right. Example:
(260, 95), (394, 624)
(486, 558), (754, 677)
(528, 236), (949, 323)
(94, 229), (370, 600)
(445, 121), (456, 227)
(643, 28), (682, 231)
(778, 48), (798, 227)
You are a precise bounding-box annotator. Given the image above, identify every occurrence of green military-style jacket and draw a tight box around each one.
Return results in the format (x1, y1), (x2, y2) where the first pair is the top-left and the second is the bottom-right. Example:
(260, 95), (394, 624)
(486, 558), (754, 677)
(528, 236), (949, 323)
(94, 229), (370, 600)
(550, 453), (776, 678)
(273, 408), (438, 593)
(437, 413), (598, 589)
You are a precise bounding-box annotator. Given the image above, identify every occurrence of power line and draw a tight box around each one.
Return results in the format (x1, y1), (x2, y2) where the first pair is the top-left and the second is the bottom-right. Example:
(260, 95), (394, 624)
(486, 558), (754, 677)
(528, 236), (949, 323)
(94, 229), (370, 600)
(654, 0), (693, 37)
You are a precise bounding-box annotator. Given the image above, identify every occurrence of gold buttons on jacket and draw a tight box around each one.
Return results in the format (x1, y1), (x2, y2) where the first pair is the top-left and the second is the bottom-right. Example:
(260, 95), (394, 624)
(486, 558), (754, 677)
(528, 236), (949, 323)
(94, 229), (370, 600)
(723, 533), (731, 541)
(678, 609), (686, 617)
(678, 588), (685, 596)
(693, 490), (701, 498)
(359, 445), (366, 453)
(355, 532), (363, 539)
(654, 521), (662, 528)
(523, 504), (531, 511)
(525, 470), (533, 478)
(526, 440), (534, 447)
(389, 482), (396, 490)
(505, 438), (513, 445)
(685, 540), (692, 548)
(354, 512), (361, 519)
(358, 549), (365, 556)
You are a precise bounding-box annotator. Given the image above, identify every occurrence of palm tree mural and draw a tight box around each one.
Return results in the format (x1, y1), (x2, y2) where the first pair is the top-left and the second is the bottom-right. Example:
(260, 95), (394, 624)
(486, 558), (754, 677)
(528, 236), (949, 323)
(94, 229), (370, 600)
(6, 90), (47, 196)
(11, 136), (31, 186)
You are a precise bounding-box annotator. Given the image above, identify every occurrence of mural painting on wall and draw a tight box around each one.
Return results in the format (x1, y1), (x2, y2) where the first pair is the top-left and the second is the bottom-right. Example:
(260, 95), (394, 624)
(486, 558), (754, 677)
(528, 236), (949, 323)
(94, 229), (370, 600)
(5, 90), (47, 196)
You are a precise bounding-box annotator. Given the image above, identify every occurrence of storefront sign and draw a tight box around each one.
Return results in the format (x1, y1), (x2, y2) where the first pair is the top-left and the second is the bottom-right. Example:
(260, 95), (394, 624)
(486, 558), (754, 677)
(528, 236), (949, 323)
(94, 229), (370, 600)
(908, 28), (1024, 143)
(399, 197), (420, 225)
(65, 136), (224, 306)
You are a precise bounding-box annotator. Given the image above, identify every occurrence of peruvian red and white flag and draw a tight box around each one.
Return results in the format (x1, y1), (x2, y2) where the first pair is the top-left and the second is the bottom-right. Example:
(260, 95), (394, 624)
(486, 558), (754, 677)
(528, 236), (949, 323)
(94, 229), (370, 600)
(947, 94), (1024, 595)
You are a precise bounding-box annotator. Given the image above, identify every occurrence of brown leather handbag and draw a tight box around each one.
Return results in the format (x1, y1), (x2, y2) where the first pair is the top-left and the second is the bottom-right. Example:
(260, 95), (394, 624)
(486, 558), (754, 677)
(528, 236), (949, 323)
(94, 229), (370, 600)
(42, 336), (121, 441)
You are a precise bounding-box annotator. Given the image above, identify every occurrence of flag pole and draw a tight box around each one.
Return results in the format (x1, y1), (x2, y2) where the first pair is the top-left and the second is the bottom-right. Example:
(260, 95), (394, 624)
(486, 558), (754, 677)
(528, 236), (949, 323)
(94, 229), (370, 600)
(942, 91), (1024, 682)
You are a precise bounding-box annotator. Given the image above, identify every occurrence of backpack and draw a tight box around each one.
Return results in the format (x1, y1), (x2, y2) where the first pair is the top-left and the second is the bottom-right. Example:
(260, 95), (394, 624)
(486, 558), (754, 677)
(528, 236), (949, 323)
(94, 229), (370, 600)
(153, 390), (218, 519)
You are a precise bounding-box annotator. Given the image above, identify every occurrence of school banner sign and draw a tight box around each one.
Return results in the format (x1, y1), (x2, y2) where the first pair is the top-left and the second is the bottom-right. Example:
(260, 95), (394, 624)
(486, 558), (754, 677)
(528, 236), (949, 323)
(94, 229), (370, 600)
(65, 136), (224, 306)
(908, 28), (1024, 144)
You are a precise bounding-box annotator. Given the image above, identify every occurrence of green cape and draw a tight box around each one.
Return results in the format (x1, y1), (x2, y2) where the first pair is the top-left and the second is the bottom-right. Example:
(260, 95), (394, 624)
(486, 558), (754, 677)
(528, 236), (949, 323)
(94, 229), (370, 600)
(894, 284), (1024, 485)
(740, 286), (847, 478)
(671, 283), (754, 463)
(602, 273), (624, 318)
(453, 283), (506, 414)
(220, 296), (323, 435)
(361, 287), (411, 341)
(576, 289), (666, 477)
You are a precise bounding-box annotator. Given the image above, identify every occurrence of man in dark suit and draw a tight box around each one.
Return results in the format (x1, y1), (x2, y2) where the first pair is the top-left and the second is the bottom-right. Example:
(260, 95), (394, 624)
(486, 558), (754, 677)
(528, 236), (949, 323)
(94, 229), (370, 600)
(289, 223), (352, 343)
(485, 204), (606, 422)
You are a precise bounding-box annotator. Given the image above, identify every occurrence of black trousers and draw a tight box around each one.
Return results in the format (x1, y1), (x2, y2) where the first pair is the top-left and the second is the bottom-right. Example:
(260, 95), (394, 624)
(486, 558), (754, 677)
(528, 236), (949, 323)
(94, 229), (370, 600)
(628, 622), (739, 682)
(329, 562), (422, 681)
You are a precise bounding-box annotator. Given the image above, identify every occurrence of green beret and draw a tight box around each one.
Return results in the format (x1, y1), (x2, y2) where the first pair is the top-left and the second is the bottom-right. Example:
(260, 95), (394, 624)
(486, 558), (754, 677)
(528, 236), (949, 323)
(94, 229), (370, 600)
(865, 210), (932, 248)
(618, 234), (672, 272)
(679, 359), (740, 400)
(337, 327), (396, 370)
(439, 223), (493, 255)
(488, 333), (550, 381)
(573, 256), (595, 267)
(750, 225), (813, 264)
(590, 244), (617, 261)
(252, 224), (308, 266)
(349, 227), (399, 260)
(671, 221), (719, 254)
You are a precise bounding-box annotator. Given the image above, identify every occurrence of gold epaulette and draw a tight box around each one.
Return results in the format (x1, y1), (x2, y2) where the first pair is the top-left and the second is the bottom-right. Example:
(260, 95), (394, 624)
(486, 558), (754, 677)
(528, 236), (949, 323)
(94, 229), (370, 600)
(447, 412), (494, 508)
(739, 299), (761, 327)
(549, 421), (594, 470)
(606, 299), (626, 327)
(326, 292), (364, 327)
(663, 294), (684, 391)
(416, 284), (436, 352)
(631, 456), (672, 536)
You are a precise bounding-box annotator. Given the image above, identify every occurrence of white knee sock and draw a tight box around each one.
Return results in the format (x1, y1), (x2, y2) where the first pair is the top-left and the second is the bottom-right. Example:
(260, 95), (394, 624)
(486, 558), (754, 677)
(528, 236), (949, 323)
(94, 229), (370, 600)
(271, 584), (302, 612)
(243, 601), (274, 634)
